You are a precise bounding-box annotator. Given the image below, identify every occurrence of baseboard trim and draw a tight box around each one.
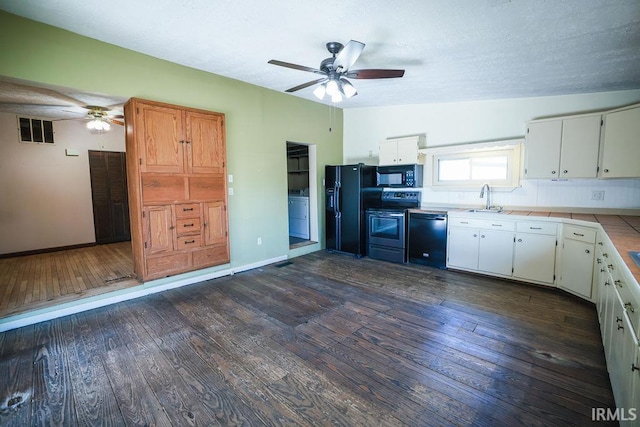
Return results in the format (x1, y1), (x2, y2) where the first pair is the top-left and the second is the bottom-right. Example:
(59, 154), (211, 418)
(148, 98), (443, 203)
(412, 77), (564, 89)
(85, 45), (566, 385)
(0, 254), (288, 333)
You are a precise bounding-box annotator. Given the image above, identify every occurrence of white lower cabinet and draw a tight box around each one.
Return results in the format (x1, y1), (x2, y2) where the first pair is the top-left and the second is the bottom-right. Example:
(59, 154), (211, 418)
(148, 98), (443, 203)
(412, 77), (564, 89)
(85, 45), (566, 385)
(447, 226), (480, 270)
(558, 225), (596, 299)
(478, 230), (514, 276)
(511, 221), (558, 285)
(595, 235), (640, 423)
(447, 218), (515, 277)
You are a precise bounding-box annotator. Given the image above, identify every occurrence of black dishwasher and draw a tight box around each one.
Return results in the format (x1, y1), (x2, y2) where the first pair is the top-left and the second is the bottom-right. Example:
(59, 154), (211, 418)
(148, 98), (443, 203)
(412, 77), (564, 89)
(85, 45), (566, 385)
(407, 211), (448, 269)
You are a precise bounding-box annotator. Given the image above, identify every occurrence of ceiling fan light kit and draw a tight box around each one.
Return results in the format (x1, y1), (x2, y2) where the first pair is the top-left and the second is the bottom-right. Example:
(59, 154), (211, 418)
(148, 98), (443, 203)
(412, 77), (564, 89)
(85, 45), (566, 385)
(269, 40), (404, 103)
(86, 117), (111, 131)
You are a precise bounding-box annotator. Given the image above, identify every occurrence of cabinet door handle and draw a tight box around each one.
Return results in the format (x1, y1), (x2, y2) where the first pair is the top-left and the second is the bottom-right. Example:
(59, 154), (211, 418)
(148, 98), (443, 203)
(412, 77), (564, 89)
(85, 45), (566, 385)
(632, 364), (640, 372)
(480, 235), (485, 238)
(585, 249), (590, 254)
(573, 232), (584, 237)
(517, 238), (522, 242)
(618, 324), (624, 331)
(563, 170), (568, 174)
(169, 226), (175, 230)
(624, 303), (635, 313)
(551, 170), (556, 174)
(473, 234), (477, 237)
(179, 140), (185, 144)
(203, 222), (208, 227)
(614, 280), (622, 288)
(529, 227), (542, 230)
(491, 224), (502, 227)
(604, 169), (609, 173)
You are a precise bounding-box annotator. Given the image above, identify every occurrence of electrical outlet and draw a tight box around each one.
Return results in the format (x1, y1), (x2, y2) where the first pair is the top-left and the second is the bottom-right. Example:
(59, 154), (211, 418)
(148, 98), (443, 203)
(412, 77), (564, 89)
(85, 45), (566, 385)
(257, 237), (262, 245)
(591, 190), (605, 201)
(228, 188), (234, 196)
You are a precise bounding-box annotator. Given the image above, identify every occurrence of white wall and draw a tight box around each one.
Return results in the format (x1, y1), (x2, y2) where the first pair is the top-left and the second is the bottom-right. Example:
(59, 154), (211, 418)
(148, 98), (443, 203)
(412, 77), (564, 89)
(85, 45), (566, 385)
(0, 112), (125, 254)
(344, 90), (640, 210)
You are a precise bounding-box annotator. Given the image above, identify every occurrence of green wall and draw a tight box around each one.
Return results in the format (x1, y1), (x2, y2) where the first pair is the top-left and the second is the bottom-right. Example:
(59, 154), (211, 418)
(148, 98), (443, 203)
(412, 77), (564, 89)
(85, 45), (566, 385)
(0, 11), (342, 270)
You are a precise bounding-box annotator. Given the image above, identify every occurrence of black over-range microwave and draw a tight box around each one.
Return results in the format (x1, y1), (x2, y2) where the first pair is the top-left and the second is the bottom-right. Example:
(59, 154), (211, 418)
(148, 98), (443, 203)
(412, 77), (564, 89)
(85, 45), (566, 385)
(376, 164), (423, 188)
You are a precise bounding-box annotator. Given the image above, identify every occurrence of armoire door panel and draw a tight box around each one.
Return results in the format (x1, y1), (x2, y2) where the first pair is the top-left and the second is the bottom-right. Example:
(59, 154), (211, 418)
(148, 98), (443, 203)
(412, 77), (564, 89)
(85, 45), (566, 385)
(146, 252), (191, 279)
(141, 174), (187, 203)
(203, 201), (227, 246)
(139, 104), (184, 173)
(193, 245), (229, 268)
(144, 205), (174, 255)
(186, 111), (225, 174)
(188, 175), (225, 201)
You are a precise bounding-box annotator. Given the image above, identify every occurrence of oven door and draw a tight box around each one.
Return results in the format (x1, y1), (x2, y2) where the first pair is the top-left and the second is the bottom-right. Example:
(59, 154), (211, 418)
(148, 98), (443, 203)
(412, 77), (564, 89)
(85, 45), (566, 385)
(367, 210), (406, 249)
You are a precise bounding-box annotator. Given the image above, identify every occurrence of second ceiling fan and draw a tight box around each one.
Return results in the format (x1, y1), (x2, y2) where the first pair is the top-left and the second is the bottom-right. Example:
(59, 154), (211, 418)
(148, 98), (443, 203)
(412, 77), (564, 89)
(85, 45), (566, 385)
(268, 40), (405, 103)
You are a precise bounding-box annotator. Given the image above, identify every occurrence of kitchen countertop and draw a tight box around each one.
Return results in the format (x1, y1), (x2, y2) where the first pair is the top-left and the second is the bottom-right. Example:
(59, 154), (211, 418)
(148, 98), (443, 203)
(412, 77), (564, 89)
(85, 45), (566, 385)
(435, 208), (640, 286)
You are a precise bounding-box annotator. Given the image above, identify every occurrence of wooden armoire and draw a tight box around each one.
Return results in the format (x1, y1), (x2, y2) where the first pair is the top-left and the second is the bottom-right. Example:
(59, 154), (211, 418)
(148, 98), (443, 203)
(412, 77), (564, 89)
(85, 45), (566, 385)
(124, 98), (229, 281)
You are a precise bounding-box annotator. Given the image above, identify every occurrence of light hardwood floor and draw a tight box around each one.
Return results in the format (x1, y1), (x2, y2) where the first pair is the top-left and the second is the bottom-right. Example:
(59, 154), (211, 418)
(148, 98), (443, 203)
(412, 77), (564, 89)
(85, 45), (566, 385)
(0, 242), (138, 318)
(0, 251), (616, 426)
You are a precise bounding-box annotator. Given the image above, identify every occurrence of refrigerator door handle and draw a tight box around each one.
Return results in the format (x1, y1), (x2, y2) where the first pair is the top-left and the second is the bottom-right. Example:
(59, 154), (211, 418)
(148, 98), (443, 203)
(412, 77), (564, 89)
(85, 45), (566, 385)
(334, 183), (341, 217)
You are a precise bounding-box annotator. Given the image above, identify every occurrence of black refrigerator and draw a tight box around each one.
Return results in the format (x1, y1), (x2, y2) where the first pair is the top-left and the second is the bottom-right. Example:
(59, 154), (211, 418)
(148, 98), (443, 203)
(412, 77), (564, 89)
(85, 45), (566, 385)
(325, 164), (381, 257)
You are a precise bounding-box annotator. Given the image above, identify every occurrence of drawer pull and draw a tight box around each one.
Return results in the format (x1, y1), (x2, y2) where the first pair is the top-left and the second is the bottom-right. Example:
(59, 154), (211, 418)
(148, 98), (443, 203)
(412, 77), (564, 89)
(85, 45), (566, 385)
(573, 232), (584, 237)
(460, 221), (469, 224)
(184, 240), (196, 244)
(624, 303), (635, 313)
(616, 317), (622, 323)
(529, 227), (542, 230)
(491, 224), (502, 227)
(604, 280), (611, 286)
(632, 364), (640, 372)
(183, 223), (195, 227)
(183, 207), (194, 212)
(618, 324), (624, 331)
(614, 280), (622, 288)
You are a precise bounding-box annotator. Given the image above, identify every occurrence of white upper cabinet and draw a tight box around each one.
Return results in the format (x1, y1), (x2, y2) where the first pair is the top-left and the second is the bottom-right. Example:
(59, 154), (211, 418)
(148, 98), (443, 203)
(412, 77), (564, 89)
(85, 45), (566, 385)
(600, 104), (640, 179)
(524, 120), (562, 178)
(524, 114), (601, 179)
(379, 135), (425, 166)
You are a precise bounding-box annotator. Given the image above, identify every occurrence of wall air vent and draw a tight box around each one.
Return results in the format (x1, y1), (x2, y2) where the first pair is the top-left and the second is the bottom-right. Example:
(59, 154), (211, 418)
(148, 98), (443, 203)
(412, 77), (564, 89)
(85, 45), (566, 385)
(18, 117), (55, 144)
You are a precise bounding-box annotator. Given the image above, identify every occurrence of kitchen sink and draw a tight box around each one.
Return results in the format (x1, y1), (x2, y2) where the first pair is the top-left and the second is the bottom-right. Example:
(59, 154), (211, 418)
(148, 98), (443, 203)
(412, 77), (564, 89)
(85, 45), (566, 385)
(467, 207), (504, 213)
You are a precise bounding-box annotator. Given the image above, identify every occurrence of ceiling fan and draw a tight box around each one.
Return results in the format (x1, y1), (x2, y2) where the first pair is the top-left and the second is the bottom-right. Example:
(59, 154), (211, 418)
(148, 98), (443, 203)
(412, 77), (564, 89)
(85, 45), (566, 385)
(72, 105), (124, 131)
(0, 76), (125, 131)
(268, 40), (405, 103)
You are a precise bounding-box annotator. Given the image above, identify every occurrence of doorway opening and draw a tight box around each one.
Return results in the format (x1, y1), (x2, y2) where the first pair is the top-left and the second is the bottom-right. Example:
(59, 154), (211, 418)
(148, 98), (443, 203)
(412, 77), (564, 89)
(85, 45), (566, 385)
(286, 142), (318, 248)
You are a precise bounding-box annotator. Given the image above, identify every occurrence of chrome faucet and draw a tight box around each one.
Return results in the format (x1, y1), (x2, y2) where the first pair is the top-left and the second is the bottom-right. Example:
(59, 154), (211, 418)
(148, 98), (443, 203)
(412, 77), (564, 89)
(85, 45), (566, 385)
(479, 183), (491, 210)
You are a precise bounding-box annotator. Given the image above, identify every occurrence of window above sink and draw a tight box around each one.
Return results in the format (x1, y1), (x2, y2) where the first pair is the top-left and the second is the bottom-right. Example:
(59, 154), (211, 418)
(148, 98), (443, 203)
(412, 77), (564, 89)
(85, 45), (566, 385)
(422, 138), (523, 191)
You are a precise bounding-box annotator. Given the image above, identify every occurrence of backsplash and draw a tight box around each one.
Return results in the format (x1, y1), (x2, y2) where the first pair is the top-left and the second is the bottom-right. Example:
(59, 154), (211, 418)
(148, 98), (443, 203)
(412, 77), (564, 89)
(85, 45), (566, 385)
(421, 179), (640, 210)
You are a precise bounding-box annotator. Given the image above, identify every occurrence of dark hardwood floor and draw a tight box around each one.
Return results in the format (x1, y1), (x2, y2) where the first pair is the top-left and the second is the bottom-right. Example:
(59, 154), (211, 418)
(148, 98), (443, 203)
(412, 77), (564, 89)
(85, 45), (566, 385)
(0, 251), (616, 426)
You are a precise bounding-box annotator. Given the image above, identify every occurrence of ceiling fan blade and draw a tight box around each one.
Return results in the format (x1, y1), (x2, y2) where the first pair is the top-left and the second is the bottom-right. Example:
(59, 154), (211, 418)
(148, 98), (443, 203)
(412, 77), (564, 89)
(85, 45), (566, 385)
(285, 78), (328, 93)
(111, 119), (124, 126)
(333, 40), (365, 72)
(268, 60), (324, 75)
(345, 69), (405, 79)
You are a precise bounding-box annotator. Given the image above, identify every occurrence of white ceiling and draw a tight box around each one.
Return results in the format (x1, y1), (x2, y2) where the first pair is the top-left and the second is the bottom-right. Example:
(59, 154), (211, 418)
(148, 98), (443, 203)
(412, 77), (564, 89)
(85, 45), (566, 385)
(1, 0), (640, 109)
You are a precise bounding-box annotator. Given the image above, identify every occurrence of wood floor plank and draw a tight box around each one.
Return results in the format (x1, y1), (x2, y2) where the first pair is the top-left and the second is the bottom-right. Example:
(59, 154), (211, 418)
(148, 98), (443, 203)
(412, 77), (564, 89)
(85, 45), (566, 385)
(0, 325), (35, 426)
(63, 312), (125, 426)
(31, 319), (78, 426)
